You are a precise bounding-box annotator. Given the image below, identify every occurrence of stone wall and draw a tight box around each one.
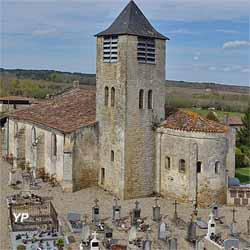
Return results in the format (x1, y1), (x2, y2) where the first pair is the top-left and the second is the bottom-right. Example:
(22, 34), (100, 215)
(72, 124), (99, 191)
(96, 35), (166, 199)
(156, 127), (235, 206)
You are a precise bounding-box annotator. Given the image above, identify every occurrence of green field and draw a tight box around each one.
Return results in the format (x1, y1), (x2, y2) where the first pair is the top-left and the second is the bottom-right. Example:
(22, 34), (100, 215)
(182, 108), (243, 119)
(236, 167), (250, 184)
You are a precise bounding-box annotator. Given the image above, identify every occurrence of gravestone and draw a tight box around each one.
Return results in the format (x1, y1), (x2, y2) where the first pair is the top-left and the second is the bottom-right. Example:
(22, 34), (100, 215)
(92, 199), (100, 225)
(224, 239), (240, 250)
(112, 198), (121, 223)
(132, 201), (141, 225)
(143, 229), (152, 250)
(206, 213), (216, 239)
(247, 213), (250, 235)
(212, 204), (219, 219)
(158, 221), (167, 240)
(167, 238), (177, 250)
(128, 225), (137, 243)
(21, 173), (31, 196)
(81, 217), (91, 245)
(90, 231), (99, 250)
(152, 197), (161, 222)
(187, 212), (196, 242)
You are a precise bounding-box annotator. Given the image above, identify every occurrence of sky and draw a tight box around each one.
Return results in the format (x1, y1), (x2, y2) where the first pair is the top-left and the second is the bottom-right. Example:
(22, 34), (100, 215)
(0, 0), (250, 86)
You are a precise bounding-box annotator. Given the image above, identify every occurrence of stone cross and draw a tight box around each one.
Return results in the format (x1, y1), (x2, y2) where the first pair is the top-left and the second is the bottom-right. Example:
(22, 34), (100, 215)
(92, 199), (100, 225)
(153, 197), (161, 222)
(132, 200), (141, 225)
(231, 208), (237, 223)
(112, 198), (121, 223)
(173, 200), (179, 221)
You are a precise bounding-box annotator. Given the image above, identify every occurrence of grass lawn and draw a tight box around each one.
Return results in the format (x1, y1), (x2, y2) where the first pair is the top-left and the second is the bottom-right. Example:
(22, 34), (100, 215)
(236, 167), (250, 184)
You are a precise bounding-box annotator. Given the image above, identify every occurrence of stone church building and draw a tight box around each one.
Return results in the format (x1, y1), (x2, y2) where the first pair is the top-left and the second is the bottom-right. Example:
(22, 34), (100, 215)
(4, 1), (235, 205)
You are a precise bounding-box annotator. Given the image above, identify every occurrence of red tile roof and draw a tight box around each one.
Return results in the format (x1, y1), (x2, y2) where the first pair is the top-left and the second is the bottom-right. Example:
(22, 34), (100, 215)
(9, 87), (96, 133)
(162, 109), (228, 133)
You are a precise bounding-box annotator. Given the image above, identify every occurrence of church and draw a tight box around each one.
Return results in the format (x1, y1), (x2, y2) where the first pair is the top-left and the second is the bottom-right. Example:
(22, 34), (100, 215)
(4, 1), (235, 206)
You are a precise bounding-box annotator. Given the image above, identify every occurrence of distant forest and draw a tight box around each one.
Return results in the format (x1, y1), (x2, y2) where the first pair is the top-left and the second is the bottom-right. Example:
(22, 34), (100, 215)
(0, 68), (249, 113)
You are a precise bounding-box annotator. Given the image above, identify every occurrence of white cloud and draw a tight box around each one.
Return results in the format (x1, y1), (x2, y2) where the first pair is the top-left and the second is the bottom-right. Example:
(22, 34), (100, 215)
(223, 40), (250, 49)
(222, 67), (231, 72)
(169, 29), (194, 35)
(242, 68), (250, 73)
(216, 29), (240, 34)
(209, 66), (217, 71)
(193, 56), (199, 60)
(32, 28), (57, 36)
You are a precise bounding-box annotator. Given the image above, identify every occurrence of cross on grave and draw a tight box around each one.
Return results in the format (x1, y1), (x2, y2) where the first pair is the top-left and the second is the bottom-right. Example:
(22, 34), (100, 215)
(112, 198), (121, 223)
(92, 199), (100, 225)
(173, 200), (179, 222)
(90, 231), (99, 250)
(231, 208), (237, 223)
(132, 200), (141, 225)
(153, 197), (161, 222)
(143, 229), (152, 250)
(187, 212), (197, 243)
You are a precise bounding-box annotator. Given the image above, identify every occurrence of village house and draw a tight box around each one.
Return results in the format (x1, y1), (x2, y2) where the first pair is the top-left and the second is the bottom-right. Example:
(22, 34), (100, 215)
(3, 1), (236, 206)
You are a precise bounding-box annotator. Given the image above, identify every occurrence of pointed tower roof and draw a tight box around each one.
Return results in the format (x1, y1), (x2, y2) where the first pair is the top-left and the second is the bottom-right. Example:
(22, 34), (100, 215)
(96, 0), (169, 40)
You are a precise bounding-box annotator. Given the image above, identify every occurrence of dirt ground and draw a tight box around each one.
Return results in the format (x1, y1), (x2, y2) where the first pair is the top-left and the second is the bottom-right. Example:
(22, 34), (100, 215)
(0, 159), (249, 250)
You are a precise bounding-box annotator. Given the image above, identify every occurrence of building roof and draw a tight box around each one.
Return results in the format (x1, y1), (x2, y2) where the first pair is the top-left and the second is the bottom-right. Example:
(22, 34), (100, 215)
(227, 116), (243, 126)
(96, 0), (168, 40)
(8, 87), (96, 134)
(161, 109), (228, 133)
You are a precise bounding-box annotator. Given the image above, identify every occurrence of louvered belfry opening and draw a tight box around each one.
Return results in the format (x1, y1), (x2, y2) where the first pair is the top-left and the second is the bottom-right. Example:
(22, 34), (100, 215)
(103, 35), (118, 63)
(137, 37), (156, 64)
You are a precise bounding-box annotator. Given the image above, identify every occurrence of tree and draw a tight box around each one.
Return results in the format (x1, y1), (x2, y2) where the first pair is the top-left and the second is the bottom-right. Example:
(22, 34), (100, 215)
(237, 105), (250, 147)
(206, 110), (219, 122)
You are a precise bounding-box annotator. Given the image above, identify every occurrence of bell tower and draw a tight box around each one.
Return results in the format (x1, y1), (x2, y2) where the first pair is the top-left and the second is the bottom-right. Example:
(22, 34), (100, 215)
(96, 0), (168, 199)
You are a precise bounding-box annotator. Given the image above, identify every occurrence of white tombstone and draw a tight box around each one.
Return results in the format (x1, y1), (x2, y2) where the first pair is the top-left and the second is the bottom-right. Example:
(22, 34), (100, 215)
(128, 225), (137, 242)
(79, 242), (84, 250)
(81, 223), (90, 243)
(158, 221), (167, 240)
(90, 231), (99, 250)
(206, 212), (216, 239)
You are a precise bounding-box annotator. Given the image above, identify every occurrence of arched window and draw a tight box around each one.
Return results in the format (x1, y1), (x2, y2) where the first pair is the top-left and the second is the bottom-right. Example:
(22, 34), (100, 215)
(104, 86), (109, 106)
(215, 161), (220, 174)
(179, 159), (186, 173)
(111, 150), (114, 162)
(51, 133), (57, 157)
(111, 87), (115, 107)
(139, 89), (144, 109)
(197, 161), (202, 173)
(31, 126), (36, 146)
(165, 156), (171, 170)
(148, 90), (153, 109)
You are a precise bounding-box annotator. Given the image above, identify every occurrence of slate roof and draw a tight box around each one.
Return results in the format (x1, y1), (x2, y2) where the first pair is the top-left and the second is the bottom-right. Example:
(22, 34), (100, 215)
(161, 109), (228, 133)
(8, 87), (96, 134)
(96, 0), (168, 40)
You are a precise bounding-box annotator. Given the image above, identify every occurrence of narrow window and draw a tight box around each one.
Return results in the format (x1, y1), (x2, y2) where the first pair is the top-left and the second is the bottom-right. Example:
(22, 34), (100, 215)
(165, 156), (171, 170)
(52, 133), (57, 157)
(137, 37), (155, 64)
(101, 168), (105, 185)
(215, 161), (220, 174)
(139, 89), (144, 109)
(148, 90), (153, 109)
(104, 86), (109, 106)
(103, 36), (118, 63)
(14, 122), (18, 137)
(197, 161), (202, 173)
(111, 150), (114, 162)
(111, 87), (115, 107)
(179, 159), (186, 173)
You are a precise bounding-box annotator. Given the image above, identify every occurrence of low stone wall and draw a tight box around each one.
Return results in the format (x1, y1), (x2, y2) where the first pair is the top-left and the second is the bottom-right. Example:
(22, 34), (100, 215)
(227, 186), (250, 206)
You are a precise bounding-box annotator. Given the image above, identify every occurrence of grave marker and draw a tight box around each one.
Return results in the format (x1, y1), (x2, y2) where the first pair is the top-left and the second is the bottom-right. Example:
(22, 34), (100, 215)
(158, 221), (167, 240)
(187, 212), (197, 242)
(92, 199), (100, 225)
(168, 238), (177, 250)
(128, 225), (137, 243)
(90, 231), (99, 250)
(152, 197), (160, 222)
(132, 201), (141, 225)
(206, 212), (216, 239)
(112, 198), (121, 223)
